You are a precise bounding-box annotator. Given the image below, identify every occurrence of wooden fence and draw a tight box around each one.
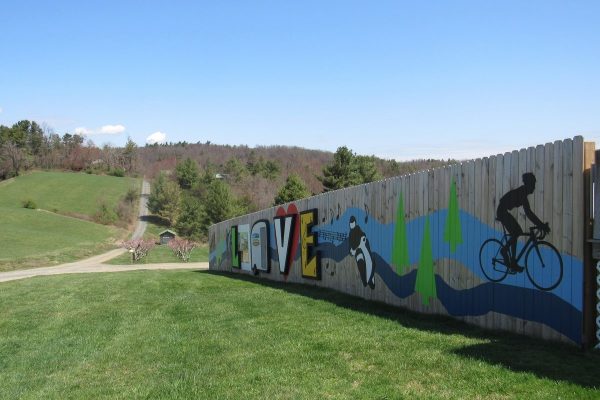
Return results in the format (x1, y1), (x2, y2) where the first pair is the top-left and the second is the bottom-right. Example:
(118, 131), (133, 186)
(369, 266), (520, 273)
(209, 136), (596, 347)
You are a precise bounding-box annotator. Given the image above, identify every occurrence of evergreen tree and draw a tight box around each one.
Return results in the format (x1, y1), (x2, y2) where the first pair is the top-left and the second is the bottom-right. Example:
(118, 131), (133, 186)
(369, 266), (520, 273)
(262, 160), (280, 180)
(122, 137), (138, 173)
(444, 178), (462, 253)
(147, 172), (182, 226)
(246, 151), (263, 176)
(318, 146), (362, 191)
(319, 147), (382, 192)
(223, 158), (247, 182)
(274, 174), (310, 205)
(175, 157), (200, 189)
(205, 179), (235, 225)
(392, 192), (409, 274)
(233, 195), (254, 216)
(176, 195), (207, 239)
(415, 217), (437, 306)
(356, 155), (382, 183)
(201, 162), (217, 185)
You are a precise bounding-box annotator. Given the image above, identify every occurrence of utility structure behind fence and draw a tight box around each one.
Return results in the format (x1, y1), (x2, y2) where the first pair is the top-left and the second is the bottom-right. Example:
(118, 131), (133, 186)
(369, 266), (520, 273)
(210, 136), (598, 348)
(588, 158), (600, 349)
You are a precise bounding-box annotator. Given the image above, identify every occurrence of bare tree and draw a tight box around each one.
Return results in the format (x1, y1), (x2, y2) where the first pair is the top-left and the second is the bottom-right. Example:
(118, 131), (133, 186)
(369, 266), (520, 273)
(122, 239), (156, 262)
(0, 141), (30, 177)
(167, 238), (197, 262)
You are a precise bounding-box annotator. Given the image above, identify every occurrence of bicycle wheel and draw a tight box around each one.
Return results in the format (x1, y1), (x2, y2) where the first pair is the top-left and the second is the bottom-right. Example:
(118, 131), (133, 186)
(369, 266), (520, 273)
(525, 241), (563, 291)
(479, 239), (509, 282)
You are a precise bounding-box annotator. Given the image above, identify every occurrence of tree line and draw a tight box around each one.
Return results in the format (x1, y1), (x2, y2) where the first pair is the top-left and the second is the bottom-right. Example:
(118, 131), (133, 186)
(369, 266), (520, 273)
(1, 119), (457, 242)
(147, 146), (430, 241)
(0, 120), (138, 180)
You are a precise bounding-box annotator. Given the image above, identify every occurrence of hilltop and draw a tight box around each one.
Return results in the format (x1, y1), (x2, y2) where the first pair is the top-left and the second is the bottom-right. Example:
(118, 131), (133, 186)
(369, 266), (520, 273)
(138, 142), (455, 210)
(1, 119), (456, 230)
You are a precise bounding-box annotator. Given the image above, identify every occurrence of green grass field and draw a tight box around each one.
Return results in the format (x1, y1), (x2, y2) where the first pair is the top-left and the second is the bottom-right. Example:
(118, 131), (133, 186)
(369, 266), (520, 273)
(0, 171), (139, 217)
(0, 171), (138, 270)
(0, 271), (598, 399)
(0, 208), (123, 271)
(106, 243), (209, 264)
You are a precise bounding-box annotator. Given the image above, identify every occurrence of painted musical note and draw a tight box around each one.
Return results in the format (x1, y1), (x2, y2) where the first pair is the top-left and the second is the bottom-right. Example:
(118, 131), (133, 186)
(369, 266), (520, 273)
(317, 230), (348, 243)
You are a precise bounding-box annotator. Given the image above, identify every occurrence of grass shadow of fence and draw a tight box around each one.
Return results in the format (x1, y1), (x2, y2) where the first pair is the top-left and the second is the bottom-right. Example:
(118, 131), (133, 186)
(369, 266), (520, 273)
(198, 270), (600, 389)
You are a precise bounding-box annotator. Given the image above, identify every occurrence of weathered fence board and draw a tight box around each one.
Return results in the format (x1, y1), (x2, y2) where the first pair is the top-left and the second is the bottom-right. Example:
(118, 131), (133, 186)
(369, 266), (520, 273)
(210, 136), (595, 346)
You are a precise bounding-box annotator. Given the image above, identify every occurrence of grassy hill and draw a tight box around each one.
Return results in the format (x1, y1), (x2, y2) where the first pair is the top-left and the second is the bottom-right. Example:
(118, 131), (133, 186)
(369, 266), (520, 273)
(0, 171), (139, 271)
(0, 171), (138, 218)
(0, 270), (597, 398)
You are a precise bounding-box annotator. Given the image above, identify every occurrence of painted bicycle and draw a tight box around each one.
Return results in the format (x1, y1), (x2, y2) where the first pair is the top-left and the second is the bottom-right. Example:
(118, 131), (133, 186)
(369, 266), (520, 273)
(479, 226), (563, 291)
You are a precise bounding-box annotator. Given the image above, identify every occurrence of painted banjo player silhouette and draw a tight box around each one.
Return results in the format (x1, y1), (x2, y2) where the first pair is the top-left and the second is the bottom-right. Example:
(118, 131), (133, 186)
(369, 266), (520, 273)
(496, 172), (550, 272)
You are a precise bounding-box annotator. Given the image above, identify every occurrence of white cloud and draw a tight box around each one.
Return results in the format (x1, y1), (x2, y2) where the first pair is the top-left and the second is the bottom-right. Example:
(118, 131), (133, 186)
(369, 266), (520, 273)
(146, 131), (167, 145)
(74, 127), (93, 136)
(0, 107), (3, 113)
(99, 124), (126, 134)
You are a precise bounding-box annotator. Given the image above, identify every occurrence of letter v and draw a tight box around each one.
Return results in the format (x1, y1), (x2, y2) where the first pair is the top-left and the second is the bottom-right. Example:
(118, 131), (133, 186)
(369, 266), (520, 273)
(274, 216), (295, 274)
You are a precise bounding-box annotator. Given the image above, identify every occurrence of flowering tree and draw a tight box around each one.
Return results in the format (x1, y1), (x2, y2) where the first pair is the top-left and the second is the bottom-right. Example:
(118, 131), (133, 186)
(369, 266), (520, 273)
(168, 238), (197, 262)
(122, 239), (156, 262)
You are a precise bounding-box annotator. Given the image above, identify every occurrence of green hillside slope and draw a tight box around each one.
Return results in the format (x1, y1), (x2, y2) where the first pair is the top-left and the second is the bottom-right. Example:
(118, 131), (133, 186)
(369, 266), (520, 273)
(0, 171), (138, 217)
(0, 171), (138, 271)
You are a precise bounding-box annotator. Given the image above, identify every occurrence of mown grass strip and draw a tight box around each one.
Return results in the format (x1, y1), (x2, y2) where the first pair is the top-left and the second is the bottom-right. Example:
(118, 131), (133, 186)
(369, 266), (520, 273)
(0, 270), (598, 399)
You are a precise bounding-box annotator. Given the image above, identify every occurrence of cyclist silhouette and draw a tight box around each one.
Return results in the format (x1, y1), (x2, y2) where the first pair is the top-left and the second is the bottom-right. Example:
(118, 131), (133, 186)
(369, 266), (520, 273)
(496, 173), (550, 272)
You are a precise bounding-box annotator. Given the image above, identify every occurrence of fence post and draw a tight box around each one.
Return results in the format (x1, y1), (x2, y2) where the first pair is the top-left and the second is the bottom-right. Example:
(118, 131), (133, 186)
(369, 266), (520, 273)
(596, 261), (600, 350)
(583, 143), (595, 348)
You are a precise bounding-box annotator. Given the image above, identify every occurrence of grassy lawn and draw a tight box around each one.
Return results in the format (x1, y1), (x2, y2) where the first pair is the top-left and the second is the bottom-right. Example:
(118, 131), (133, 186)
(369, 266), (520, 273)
(0, 271), (598, 399)
(0, 171), (138, 271)
(0, 171), (139, 218)
(0, 207), (125, 271)
(106, 243), (209, 264)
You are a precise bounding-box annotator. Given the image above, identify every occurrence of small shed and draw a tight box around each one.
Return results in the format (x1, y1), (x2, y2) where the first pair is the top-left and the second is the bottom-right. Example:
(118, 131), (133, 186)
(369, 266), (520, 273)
(158, 229), (177, 245)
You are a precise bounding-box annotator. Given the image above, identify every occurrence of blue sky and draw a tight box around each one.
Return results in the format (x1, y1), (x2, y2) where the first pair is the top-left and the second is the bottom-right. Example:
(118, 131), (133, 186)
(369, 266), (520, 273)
(1, 1), (599, 160)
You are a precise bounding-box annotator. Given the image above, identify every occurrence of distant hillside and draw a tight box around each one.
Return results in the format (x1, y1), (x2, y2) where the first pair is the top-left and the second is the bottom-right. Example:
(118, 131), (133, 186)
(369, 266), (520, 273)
(1, 120), (456, 211)
(138, 142), (456, 210)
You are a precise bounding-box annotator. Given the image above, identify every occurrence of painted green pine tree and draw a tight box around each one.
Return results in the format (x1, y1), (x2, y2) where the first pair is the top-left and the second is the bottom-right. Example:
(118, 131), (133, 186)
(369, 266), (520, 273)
(415, 217), (437, 306)
(392, 192), (410, 274)
(444, 178), (463, 253)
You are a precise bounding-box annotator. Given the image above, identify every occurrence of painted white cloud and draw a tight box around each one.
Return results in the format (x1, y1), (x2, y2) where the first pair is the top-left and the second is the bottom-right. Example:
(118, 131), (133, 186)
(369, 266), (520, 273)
(146, 131), (167, 144)
(74, 127), (93, 136)
(99, 124), (126, 135)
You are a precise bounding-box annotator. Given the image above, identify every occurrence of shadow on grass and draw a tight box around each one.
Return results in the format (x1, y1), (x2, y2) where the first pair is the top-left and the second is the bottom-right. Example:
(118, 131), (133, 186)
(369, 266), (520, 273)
(139, 215), (169, 225)
(197, 270), (600, 389)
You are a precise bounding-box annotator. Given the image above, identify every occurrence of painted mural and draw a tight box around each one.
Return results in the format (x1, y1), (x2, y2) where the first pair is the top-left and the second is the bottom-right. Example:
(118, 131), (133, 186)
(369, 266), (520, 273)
(349, 216), (375, 288)
(210, 138), (591, 345)
(250, 220), (270, 272)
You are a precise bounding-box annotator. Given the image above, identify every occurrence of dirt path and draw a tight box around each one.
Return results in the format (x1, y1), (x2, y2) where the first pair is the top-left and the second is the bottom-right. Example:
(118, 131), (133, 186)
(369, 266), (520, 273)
(131, 179), (151, 240)
(0, 179), (209, 284)
(0, 258), (209, 283)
